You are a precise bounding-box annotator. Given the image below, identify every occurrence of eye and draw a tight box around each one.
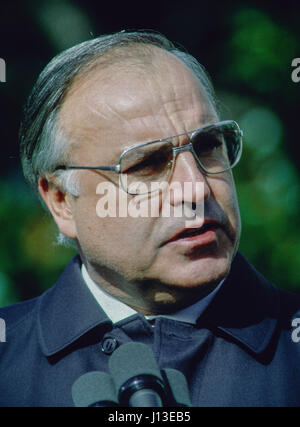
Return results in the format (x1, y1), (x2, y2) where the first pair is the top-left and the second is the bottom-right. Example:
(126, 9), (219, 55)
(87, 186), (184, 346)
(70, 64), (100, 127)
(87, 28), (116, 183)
(122, 144), (173, 176)
(193, 132), (223, 156)
(129, 153), (166, 175)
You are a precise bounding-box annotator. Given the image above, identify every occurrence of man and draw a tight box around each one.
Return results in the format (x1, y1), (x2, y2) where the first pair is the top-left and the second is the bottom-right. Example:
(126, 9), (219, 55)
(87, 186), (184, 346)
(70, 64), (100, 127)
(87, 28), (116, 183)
(1, 31), (300, 407)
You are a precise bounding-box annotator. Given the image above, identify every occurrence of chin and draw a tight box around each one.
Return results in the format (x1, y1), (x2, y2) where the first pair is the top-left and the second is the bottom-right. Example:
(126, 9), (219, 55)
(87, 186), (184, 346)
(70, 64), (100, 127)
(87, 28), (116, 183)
(158, 253), (231, 289)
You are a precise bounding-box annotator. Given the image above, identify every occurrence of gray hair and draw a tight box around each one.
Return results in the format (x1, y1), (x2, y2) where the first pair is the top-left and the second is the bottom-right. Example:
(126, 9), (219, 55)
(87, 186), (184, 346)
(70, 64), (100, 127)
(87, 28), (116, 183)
(19, 30), (218, 246)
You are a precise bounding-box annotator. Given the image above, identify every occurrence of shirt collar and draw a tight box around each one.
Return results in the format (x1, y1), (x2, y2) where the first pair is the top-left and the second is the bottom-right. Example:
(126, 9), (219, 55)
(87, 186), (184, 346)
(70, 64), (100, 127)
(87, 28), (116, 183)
(81, 263), (136, 323)
(81, 263), (224, 325)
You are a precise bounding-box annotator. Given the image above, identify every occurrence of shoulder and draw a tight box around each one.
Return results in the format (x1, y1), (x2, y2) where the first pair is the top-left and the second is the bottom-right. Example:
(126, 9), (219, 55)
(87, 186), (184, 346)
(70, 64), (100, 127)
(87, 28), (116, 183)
(0, 296), (40, 333)
(226, 252), (300, 328)
(276, 286), (300, 329)
(0, 255), (82, 339)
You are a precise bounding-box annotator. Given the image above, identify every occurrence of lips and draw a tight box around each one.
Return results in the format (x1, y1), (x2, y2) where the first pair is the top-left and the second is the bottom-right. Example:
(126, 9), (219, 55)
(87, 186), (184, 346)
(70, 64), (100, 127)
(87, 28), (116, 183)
(167, 221), (220, 244)
(175, 223), (219, 239)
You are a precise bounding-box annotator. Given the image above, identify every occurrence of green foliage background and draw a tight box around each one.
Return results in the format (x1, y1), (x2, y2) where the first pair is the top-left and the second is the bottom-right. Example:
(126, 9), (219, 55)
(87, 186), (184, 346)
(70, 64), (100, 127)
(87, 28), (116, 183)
(0, 0), (299, 306)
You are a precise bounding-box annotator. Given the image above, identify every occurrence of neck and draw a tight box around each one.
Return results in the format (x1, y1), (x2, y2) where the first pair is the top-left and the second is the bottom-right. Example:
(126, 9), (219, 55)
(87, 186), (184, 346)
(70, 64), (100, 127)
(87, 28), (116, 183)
(83, 259), (221, 315)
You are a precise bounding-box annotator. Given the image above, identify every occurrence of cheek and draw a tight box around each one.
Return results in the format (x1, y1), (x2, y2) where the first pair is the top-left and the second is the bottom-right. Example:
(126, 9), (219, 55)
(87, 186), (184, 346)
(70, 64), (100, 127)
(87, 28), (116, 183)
(73, 191), (157, 268)
(227, 177), (240, 226)
(210, 174), (241, 227)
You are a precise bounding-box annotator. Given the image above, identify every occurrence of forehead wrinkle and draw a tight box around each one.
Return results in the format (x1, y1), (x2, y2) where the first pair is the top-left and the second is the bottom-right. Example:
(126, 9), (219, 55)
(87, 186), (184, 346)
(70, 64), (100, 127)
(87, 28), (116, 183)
(86, 98), (136, 126)
(99, 52), (213, 136)
(113, 85), (215, 151)
(59, 51), (218, 164)
(146, 61), (216, 137)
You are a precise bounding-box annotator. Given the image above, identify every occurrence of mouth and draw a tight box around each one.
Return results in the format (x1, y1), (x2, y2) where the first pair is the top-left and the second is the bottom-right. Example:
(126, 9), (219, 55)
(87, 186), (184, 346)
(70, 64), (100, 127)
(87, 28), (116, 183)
(177, 223), (219, 238)
(164, 221), (221, 248)
(170, 222), (219, 241)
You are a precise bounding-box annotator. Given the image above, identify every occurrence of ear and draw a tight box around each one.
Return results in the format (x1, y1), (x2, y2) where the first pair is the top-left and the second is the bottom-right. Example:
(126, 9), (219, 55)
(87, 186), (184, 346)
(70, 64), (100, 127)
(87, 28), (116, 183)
(38, 176), (77, 239)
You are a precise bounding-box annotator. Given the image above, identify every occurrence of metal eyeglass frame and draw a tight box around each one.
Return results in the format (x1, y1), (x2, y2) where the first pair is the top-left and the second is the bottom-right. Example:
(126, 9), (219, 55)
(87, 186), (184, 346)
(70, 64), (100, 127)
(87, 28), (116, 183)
(54, 120), (243, 195)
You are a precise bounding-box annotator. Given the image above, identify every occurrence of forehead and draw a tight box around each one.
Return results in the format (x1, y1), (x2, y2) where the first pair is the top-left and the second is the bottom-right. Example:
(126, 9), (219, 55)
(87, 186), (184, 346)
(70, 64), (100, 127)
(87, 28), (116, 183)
(59, 50), (217, 161)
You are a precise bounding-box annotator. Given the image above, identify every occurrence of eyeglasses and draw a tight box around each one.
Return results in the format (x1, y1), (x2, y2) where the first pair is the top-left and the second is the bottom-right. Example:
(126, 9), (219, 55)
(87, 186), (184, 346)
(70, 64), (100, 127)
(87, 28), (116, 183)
(55, 120), (243, 195)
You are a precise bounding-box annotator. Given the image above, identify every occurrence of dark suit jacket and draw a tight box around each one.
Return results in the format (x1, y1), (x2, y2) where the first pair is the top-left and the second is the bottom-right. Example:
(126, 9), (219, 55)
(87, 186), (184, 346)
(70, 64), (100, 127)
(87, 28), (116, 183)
(1, 252), (300, 407)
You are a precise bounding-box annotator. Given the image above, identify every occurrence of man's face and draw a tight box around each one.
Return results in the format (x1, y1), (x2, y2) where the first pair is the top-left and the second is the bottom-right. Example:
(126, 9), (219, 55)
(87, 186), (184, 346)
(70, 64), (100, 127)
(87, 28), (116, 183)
(58, 51), (241, 313)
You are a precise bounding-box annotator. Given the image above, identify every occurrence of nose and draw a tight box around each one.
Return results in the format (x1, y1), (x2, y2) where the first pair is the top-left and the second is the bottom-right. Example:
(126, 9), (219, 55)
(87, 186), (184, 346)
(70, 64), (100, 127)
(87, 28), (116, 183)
(168, 148), (211, 207)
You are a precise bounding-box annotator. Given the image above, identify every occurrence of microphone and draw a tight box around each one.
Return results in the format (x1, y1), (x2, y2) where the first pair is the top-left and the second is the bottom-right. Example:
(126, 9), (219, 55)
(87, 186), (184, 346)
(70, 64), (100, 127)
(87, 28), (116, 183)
(161, 368), (192, 407)
(108, 342), (166, 407)
(72, 371), (118, 407)
(71, 343), (192, 407)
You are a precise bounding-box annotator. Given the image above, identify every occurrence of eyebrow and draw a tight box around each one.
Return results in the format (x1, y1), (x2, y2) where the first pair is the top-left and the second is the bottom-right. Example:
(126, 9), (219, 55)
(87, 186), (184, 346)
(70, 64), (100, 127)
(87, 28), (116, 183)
(120, 116), (219, 155)
(124, 142), (170, 160)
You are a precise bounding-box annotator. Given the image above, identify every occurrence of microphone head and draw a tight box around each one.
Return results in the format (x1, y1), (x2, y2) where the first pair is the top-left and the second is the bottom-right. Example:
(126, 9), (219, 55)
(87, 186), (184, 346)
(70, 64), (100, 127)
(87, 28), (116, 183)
(72, 371), (118, 407)
(109, 342), (163, 393)
(162, 368), (192, 407)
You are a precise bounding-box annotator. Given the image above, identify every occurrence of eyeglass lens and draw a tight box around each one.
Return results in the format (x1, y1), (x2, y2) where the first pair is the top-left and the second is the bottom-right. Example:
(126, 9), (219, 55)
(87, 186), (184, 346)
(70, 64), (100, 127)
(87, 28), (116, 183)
(120, 123), (241, 195)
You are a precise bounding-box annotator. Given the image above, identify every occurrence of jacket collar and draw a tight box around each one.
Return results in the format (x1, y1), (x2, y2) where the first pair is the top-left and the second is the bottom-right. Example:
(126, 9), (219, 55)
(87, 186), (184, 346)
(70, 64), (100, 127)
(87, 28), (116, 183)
(38, 253), (280, 357)
(200, 252), (280, 355)
(38, 255), (112, 357)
